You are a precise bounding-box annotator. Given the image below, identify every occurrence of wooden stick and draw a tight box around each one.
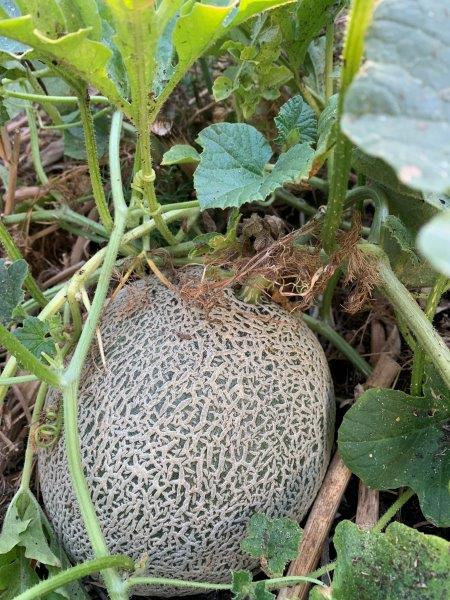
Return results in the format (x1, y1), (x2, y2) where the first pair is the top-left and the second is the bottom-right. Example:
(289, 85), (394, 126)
(356, 482), (379, 529)
(278, 323), (401, 600)
(277, 452), (351, 600)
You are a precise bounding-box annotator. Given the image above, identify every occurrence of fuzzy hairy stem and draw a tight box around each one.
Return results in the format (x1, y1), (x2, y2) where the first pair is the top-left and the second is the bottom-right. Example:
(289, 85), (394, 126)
(77, 89), (114, 233)
(371, 488), (414, 533)
(324, 21), (334, 100)
(19, 382), (48, 491)
(362, 245), (450, 391)
(124, 575), (324, 593)
(0, 219), (47, 307)
(13, 556), (134, 600)
(1, 88), (109, 105)
(410, 274), (449, 395)
(60, 112), (129, 598)
(24, 103), (49, 185)
(0, 373), (38, 386)
(321, 0), (376, 253)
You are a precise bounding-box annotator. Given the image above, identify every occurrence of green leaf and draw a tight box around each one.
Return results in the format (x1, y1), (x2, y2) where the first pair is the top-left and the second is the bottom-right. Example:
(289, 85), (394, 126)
(254, 582), (275, 600)
(417, 211), (450, 277)
(338, 366), (450, 526)
(14, 316), (56, 359)
(274, 0), (342, 71)
(0, 13), (130, 116)
(0, 258), (27, 326)
(342, 0), (450, 194)
(240, 512), (302, 577)
(212, 74), (235, 101)
(0, 490), (61, 567)
(275, 95), (317, 147)
(63, 112), (109, 160)
(381, 215), (434, 288)
(161, 144), (200, 166)
(330, 520), (450, 600)
(194, 123), (314, 210)
(231, 570), (254, 600)
(170, 0), (294, 98)
(314, 94), (338, 165)
(0, 547), (39, 599)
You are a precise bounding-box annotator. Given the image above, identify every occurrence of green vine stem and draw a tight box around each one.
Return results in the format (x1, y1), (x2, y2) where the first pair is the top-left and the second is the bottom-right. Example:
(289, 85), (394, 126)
(324, 21), (334, 101)
(19, 382), (48, 491)
(319, 268), (341, 324)
(0, 373), (38, 386)
(124, 575), (324, 593)
(77, 89), (114, 233)
(13, 556), (134, 600)
(0, 323), (60, 387)
(1, 88), (109, 105)
(410, 274), (449, 395)
(371, 488), (415, 533)
(0, 219), (47, 307)
(3, 207), (109, 238)
(321, 0), (375, 254)
(41, 106), (112, 130)
(24, 103), (49, 186)
(302, 314), (372, 378)
(60, 112), (129, 599)
(362, 244), (450, 390)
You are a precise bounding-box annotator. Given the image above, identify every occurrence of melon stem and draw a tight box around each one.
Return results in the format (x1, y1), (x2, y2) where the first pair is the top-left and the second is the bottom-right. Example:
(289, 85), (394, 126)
(61, 112), (129, 599)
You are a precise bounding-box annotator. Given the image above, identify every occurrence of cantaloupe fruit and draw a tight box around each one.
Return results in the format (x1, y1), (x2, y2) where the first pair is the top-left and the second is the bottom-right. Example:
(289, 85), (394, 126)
(38, 269), (334, 595)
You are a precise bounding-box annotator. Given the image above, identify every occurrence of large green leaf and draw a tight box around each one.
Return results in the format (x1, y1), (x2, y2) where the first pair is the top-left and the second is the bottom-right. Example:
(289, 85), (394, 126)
(0, 13), (130, 116)
(338, 367), (450, 526)
(342, 0), (450, 194)
(327, 520), (450, 600)
(0, 258), (27, 326)
(194, 123), (314, 209)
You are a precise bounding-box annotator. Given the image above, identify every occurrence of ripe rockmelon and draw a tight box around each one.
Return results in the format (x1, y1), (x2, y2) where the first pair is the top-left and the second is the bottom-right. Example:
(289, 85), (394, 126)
(38, 269), (334, 595)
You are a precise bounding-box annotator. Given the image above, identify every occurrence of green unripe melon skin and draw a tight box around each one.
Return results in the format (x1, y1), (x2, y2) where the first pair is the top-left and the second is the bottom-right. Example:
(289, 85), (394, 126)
(39, 271), (334, 596)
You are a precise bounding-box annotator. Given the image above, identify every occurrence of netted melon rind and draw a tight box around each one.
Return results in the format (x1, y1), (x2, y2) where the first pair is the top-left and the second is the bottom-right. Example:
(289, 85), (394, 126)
(38, 271), (334, 596)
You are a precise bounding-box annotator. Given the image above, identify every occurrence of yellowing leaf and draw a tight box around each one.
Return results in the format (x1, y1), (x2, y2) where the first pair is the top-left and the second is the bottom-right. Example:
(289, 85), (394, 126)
(0, 15), (131, 116)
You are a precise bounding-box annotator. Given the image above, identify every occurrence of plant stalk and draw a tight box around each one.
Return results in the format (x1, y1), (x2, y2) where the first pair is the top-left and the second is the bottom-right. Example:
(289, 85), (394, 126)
(410, 274), (449, 395)
(13, 556), (134, 600)
(321, 0), (376, 253)
(362, 245), (450, 390)
(19, 382), (48, 491)
(324, 21), (334, 100)
(77, 89), (114, 232)
(60, 112), (129, 599)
